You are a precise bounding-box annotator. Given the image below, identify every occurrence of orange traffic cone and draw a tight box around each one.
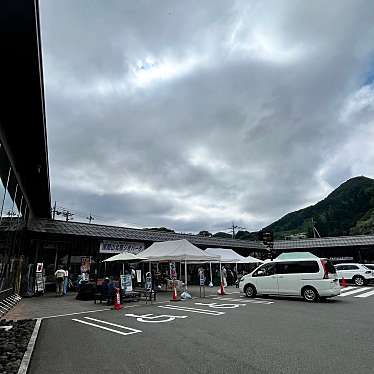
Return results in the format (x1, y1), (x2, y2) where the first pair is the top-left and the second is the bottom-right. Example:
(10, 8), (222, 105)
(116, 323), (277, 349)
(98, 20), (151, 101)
(341, 277), (347, 288)
(114, 288), (121, 310)
(220, 280), (225, 295)
(170, 284), (179, 301)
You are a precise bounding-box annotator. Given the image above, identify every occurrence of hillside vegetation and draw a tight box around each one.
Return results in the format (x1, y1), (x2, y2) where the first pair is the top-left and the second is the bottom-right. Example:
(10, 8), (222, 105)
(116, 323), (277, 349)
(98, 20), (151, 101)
(264, 176), (374, 239)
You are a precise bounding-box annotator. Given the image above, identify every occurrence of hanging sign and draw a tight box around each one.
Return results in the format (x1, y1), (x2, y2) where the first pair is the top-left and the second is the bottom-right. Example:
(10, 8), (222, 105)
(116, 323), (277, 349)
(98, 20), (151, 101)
(169, 262), (177, 280)
(136, 270), (142, 283)
(80, 257), (91, 273)
(100, 241), (144, 254)
(36, 263), (43, 273)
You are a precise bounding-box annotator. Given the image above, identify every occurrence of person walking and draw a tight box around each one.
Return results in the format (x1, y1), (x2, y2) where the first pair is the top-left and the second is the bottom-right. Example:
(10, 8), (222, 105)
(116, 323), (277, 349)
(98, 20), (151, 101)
(54, 266), (66, 297)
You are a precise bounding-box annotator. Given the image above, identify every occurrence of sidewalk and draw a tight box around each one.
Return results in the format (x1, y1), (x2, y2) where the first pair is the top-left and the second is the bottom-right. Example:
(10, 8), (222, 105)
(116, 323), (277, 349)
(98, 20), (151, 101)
(4, 285), (240, 320)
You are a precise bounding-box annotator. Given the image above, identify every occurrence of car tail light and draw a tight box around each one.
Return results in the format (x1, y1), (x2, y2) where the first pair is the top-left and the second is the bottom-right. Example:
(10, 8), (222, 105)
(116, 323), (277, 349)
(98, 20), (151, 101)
(321, 260), (329, 279)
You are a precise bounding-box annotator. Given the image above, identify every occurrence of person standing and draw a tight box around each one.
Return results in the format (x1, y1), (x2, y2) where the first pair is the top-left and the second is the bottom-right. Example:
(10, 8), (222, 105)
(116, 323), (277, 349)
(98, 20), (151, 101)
(222, 266), (227, 287)
(54, 266), (65, 297)
(63, 267), (69, 295)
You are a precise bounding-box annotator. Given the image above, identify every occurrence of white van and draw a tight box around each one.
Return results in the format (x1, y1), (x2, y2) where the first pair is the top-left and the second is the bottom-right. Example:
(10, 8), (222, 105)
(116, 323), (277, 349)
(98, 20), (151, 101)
(239, 253), (340, 302)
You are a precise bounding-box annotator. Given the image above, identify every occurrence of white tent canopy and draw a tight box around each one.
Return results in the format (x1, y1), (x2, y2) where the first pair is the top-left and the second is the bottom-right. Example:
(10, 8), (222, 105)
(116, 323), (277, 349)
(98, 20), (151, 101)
(238, 255), (264, 264)
(140, 239), (220, 262)
(103, 252), (148, 262)
(204, 248), (263, 264)
(204, 248), (243, 263)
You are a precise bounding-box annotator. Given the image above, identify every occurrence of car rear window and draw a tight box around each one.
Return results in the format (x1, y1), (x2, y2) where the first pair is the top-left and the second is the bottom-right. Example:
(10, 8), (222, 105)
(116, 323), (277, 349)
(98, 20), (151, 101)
(323, 260), (337, 274)
(276, 261), (319, 274)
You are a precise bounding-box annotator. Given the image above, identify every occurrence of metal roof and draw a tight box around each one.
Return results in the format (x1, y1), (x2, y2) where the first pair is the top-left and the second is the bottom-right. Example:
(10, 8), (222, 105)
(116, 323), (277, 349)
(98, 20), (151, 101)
(26, 219), (265, 250)
(274, 235), (374, 250)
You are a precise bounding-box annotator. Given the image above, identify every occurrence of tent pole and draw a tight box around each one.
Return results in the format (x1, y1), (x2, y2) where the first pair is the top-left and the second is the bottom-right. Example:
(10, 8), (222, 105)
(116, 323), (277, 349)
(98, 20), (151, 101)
(219, 261), (222, 286)
(209, 262), (213, 286)
(122, 263), (124, 275)
(179, 261), (182, 280)
(185, 260), (187, 290)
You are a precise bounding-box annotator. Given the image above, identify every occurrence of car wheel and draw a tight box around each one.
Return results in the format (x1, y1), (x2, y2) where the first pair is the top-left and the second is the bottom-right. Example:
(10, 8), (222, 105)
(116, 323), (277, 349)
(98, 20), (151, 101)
(353, 276), (365, 286)
(244, 284), (257, 298)
(302, 287), (318, 302)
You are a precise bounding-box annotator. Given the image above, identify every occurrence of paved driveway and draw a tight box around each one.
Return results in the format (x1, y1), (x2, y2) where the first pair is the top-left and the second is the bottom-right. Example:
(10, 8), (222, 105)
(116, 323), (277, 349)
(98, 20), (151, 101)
(28, 287), (374, 374)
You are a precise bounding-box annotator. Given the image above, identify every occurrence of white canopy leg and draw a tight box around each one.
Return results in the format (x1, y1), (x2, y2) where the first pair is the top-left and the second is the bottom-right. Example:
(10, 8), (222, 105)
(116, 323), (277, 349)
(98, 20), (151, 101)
(185, 260), (188, 290)
(209, 262), (213, 287)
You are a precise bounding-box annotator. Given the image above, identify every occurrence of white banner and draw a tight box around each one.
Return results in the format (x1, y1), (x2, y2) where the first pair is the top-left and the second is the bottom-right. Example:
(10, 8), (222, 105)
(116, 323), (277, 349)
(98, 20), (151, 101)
(99, 241), (145, 254)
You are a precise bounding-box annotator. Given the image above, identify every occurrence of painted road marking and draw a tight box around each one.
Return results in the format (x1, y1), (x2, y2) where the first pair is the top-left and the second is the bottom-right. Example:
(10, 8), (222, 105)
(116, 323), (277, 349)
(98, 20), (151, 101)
(340, 286), (357, 292)
(212, 297), (274, 304)
(224, 298), (274, 304)
(194, 302), (243, 309)
(125, 313), (188, 323)
(223, 291), (240, 295)
(158, 305), (225, 316)
(354, 289), (374, 298)
(338, 287), (371, 297)
(42, 308), (111, 319)
(72, 317), (142, 336)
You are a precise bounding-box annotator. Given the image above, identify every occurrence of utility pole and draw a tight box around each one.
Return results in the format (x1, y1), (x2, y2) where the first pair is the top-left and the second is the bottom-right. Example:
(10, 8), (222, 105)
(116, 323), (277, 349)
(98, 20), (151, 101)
(51, 201), (63, 220)
(311, 218), (321, 238)
(226, 222), (246, 239)
(62, 210), (74, 222)
(86, 212), (94, 224)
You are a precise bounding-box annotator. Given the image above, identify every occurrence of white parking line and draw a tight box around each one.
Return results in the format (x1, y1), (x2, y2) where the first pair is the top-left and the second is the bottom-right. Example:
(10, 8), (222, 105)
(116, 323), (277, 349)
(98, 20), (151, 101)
(226, 298), (274, 305)
(72, 317), (142, 336)
(211, 297), (273, 304)
(42, 308), (111, 319)
(340, 286), (356, 292)
(354, 289), (374, 298)
(338, 287), (371, 297)
(158, 305), (225, 316)
(194, 302), (243, 309)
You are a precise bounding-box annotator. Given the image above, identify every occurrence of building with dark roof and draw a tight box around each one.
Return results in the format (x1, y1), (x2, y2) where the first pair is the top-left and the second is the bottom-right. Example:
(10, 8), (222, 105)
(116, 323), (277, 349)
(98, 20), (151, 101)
(1, 1), (374, 295)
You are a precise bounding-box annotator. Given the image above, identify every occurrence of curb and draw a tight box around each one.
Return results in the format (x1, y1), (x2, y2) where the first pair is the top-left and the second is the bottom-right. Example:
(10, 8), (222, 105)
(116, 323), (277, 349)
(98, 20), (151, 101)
(17, 318), (42, 374)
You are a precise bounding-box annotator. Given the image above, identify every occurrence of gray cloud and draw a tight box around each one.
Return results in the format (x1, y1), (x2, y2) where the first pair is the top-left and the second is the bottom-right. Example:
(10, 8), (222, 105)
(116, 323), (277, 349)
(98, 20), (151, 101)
(40, 0), (374, 233)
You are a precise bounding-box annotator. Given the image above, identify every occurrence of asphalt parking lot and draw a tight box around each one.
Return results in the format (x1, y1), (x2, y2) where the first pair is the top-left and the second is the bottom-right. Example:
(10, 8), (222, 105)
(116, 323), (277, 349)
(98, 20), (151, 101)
(28, 287), (374, 374)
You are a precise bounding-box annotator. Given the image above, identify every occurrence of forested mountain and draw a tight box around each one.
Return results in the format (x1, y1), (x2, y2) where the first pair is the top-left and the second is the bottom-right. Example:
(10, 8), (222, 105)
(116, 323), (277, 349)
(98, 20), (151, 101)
(264, 176), (374, 239)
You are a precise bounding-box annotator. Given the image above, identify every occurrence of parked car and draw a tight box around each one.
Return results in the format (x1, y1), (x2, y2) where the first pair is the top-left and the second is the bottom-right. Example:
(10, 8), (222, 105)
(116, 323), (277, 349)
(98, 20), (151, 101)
(334, 263), (374, 286)
(239, 255), (340, 302)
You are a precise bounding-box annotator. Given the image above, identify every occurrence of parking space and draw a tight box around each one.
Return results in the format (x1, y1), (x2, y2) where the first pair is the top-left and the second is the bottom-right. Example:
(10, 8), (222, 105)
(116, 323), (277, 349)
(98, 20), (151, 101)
(28, 290), (374, 374)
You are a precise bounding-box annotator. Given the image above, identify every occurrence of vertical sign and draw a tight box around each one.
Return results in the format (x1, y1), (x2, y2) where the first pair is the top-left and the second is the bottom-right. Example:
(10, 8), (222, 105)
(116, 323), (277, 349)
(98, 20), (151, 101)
(80, 257), (91, 273)
(169, 262), (177, 280)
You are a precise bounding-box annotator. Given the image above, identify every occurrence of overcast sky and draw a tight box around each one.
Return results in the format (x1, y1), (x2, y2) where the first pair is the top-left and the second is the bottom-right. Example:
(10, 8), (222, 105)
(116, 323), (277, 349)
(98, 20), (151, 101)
(39, 0), (374, 233)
